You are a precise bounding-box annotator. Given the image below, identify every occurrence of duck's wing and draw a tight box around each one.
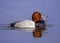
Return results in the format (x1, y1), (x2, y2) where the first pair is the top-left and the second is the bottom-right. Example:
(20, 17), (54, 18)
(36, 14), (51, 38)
(14, 20), (35, 29)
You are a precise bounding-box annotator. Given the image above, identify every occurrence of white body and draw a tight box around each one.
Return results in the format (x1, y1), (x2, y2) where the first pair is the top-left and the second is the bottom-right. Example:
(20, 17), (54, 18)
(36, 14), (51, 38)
(14, 20), (35, 32)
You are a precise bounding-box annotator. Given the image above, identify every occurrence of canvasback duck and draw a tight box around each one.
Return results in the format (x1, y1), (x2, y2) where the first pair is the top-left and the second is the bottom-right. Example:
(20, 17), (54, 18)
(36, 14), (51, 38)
(10, 11), (46, 38)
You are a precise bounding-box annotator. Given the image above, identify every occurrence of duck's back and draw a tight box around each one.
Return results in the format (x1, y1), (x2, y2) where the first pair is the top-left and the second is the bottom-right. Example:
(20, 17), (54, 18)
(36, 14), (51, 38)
(15, 20), (35, 28)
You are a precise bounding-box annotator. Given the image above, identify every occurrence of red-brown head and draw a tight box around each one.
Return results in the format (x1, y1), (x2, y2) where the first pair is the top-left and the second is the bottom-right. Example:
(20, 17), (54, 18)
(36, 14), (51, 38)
(32, 11), (42, 22)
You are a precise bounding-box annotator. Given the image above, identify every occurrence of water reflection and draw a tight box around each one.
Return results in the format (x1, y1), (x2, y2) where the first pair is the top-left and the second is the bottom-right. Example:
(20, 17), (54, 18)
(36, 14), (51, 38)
(33, 20), (46, 38)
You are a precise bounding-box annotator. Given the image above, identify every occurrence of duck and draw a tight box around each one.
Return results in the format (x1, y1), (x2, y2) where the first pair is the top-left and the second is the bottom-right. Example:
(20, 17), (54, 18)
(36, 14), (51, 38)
(10, 11), (46, 38)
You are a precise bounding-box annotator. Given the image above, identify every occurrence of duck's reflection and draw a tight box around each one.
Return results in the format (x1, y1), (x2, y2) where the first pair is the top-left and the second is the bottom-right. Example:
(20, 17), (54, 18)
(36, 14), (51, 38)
(32, 20), (46, 38)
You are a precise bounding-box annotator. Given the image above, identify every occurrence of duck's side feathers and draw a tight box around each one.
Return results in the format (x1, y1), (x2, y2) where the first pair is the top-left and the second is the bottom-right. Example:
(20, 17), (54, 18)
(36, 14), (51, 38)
(14, 20), (35, 29)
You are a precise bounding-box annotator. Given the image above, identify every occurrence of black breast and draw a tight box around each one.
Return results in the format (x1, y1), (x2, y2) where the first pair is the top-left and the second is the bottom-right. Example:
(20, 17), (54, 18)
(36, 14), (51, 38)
(35, 20), (46, 30)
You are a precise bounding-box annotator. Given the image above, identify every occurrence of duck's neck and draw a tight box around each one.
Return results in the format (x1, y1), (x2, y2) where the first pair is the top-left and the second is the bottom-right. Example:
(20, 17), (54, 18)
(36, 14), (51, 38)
(33, 20), (41, 23)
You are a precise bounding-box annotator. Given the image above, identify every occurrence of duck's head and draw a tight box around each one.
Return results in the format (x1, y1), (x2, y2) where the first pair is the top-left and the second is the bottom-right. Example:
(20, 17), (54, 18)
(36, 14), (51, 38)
(33, 29), (42, 38)
(32, 11), (42, 22)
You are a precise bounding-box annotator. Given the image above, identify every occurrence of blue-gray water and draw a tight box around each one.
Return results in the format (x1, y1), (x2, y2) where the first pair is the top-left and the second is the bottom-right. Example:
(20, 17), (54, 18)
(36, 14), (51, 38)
(0, 0), (60, 43)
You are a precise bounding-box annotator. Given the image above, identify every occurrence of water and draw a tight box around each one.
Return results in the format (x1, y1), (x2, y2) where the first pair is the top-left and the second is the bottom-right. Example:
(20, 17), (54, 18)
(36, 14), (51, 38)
(0, 0), (60, 43)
